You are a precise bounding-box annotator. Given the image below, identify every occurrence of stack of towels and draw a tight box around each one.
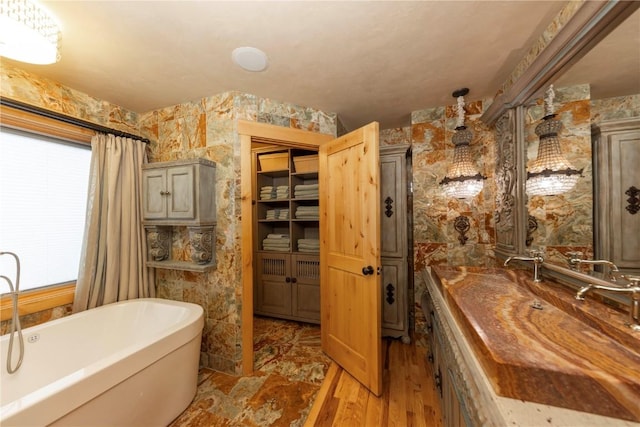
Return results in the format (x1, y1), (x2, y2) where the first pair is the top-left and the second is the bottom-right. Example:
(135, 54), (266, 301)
(262, 234), (290, 251)
(260, 185), (276, 200)
(265, 209), (289, 220)
(276, 185), (289, 199)
(294, 183), (319, 198)
(298, 238), (320, 253)
(295, 205), (319, 219)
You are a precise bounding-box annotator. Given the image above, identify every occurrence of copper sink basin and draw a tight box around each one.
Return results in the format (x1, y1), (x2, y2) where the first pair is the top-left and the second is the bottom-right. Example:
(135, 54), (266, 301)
(431, 266), (640, 422)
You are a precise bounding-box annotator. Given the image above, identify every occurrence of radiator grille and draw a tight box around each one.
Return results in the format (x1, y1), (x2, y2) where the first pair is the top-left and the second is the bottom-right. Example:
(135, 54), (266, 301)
(261, 257), (286, 276)
(296, 259), (320, 279)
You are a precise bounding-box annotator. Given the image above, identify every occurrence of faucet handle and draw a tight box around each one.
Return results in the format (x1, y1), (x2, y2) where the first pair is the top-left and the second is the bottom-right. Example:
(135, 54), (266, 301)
(566, 251), (583, 269)
(567, 251), (583, 261)
(527, 249), (544, 261)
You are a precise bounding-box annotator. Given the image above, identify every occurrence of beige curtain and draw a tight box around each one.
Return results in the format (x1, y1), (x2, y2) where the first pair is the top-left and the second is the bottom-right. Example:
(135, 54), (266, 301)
(73, 133), (154, 312)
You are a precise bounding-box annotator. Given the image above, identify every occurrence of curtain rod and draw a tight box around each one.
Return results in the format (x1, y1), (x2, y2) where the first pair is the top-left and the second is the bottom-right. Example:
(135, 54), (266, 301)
(0, 97), (150, 143)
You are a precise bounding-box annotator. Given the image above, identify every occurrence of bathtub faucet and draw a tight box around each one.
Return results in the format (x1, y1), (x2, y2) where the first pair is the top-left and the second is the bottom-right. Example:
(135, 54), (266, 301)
(576, 283), (640, 331)
(0, 251), (24, 373)
(504, 250), (544, 283)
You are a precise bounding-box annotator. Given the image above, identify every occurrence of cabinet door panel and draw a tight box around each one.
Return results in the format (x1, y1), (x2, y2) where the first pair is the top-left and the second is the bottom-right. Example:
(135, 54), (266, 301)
(292, 255), (320, 321)
(610, 131), (640, 270)
(259, 279), (292, 315)
(143, 169), (167, 219)
(380, 155), (405, 258)
(167, 166), (195, 219)
(256, 253), (292, 316)
(381, 258), (406, 334)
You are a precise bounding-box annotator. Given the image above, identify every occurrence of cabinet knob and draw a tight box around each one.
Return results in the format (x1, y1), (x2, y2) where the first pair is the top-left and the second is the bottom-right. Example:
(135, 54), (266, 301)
(285, 277), (291, 283)
(291, 277), (297, 283)
(159, 191), (171, 196)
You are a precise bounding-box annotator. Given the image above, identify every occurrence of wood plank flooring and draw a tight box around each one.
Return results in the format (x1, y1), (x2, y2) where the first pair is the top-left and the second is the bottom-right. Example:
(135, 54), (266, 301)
(306, 338), (443, 427)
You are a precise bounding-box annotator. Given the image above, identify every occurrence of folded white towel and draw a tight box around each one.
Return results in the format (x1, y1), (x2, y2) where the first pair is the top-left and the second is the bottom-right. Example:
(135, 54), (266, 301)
(295, 184), (319, 190)
(266, 233), (289, 239)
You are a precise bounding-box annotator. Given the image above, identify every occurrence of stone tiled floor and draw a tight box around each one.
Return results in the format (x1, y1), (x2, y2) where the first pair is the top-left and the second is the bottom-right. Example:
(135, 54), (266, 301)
(170, 317), (330, 426)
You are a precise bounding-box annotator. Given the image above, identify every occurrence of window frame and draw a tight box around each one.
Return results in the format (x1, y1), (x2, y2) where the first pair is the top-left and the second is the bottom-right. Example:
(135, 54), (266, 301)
(0, 104), (94, 319)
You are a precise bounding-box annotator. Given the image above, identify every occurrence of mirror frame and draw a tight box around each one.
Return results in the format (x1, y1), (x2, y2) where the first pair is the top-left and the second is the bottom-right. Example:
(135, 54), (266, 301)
(482, 1), (640, 289)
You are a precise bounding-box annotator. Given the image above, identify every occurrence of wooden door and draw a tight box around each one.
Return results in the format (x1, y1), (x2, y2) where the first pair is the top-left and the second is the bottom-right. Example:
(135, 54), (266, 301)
(319, 122), (382, 396)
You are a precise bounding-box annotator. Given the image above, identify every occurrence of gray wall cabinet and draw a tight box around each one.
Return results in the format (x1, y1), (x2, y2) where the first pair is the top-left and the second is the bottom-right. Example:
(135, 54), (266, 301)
(142, 158), (217, 272)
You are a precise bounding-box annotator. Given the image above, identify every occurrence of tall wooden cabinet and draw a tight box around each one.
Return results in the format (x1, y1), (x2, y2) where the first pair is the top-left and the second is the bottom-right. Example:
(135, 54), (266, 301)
(593, 118), (640, 275)
(252, 144), (412, 337)
(380, 144), (411, 343)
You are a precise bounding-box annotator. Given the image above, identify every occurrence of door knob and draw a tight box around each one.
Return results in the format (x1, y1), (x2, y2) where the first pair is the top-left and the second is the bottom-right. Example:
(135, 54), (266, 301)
(362, 265), (374, 276)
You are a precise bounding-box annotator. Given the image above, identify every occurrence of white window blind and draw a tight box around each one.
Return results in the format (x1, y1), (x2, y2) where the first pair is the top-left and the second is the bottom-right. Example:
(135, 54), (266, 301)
(0, 127), (91, 293)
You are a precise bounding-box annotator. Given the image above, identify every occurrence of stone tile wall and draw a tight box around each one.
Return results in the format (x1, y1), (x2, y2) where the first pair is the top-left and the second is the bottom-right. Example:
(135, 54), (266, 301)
(524, 84), (593, 266)
(410, 98), (497, 334)
(140, 92), (336, 373)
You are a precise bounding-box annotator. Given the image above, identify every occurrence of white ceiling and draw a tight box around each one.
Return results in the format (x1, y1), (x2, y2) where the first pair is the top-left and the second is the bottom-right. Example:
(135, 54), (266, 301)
(3, 1), (638, 130)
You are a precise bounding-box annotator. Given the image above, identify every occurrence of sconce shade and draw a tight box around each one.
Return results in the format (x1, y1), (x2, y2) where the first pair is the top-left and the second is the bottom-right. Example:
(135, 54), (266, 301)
(0, 0), (61, 64)
(440, 127), (486, 199)
(526, 114), (582, 196)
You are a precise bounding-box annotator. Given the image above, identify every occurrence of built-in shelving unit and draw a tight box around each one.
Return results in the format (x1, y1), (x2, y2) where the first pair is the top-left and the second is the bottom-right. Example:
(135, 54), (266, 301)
(253, 149), (320, 323)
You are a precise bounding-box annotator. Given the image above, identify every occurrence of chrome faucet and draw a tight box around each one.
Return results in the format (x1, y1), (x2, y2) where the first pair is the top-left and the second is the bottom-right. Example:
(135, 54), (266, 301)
(504, 250), (544, 282)
(0, 251), (24, 373)
(575, 283), (640, 331)
(567, 252), (620, 281)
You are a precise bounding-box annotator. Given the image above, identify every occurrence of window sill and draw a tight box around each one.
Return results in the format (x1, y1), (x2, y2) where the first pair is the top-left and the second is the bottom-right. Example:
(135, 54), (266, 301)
(0, 283), (75, 321)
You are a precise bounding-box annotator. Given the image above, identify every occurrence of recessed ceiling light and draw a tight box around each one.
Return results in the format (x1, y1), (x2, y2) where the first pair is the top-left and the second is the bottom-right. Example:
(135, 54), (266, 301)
(232, 47), (268, 72)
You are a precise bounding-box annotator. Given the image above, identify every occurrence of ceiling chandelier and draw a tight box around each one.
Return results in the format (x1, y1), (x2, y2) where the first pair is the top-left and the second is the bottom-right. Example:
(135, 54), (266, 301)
(439, 88), (486, 199)
(0, 0), (61, 64)
(526, 85), (582, 196)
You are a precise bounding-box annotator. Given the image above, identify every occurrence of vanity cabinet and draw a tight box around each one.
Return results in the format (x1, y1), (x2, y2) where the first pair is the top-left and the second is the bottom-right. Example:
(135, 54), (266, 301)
(423, 283), (471, 427)
(142, 158), (217, 272)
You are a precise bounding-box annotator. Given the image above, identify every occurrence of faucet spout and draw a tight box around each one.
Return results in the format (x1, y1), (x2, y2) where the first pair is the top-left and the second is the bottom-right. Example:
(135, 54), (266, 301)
(567, 255), (620, 281)
(575, 283), (640, 331)
(504, 251), (544, 282)
(0, 251), (24, 373)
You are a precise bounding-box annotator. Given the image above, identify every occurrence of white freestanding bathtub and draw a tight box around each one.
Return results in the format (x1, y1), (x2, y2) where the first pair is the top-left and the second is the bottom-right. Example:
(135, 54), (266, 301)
(0, 298), (204, 426)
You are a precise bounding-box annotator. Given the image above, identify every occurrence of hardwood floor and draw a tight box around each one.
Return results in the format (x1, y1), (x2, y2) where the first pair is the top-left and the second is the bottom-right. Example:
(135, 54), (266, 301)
(306, 338), (443, 427)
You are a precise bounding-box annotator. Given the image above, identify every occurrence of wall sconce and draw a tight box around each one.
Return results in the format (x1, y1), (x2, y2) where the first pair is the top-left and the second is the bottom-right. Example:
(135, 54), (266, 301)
(440, 88), (486, 199)
(0, 0), (61, 64)
(526, 85), (582, 196)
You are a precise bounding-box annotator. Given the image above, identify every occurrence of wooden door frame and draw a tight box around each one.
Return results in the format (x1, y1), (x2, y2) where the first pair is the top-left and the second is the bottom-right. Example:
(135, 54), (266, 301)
(239, 120), (333, 374)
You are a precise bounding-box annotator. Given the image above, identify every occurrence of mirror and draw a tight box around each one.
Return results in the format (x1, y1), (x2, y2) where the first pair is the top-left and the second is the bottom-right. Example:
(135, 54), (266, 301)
(524, 8), (640, 277)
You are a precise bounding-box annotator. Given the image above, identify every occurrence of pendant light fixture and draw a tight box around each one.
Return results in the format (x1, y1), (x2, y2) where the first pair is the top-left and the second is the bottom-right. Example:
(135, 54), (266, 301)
(526, 85), (582, 196)
(0, 0), (61, 64)
(439, 88), (486, 199)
